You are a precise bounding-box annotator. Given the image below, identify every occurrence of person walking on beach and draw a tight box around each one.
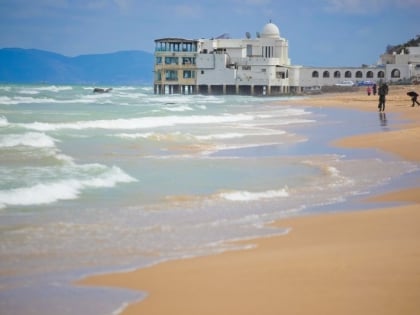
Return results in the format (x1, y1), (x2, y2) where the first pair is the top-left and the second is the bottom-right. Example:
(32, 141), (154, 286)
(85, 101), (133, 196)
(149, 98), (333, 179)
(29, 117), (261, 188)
(367, 86), (372, 96)
(378, 83), (388, 112)
(407, 91), (420, 106)
(372, 83), (377, 96)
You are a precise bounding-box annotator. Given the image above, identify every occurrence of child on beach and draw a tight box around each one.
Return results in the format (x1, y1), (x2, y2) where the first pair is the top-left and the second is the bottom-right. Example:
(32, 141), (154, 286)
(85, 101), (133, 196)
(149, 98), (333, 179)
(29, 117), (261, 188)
(372, 84), (377, 95)
(407, 91), (420, 107)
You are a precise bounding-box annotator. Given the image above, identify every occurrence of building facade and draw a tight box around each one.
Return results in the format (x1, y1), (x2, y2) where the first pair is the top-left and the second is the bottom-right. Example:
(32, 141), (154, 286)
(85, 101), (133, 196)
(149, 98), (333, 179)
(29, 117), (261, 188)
(153, 22), (420, 95)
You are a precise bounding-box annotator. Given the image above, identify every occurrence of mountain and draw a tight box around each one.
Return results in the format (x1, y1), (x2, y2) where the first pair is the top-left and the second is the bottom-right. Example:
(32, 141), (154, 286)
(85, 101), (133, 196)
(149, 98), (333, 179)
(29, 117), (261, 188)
(385, 35), (420, 54)
(0, 48), (154, 85)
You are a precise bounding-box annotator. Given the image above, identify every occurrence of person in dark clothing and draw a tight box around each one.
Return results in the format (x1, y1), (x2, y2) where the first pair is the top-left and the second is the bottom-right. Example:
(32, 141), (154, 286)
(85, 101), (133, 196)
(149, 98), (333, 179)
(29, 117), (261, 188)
(377, 83), (388, 112)
(372, 84), (377, 96)
(407, 91), (420, 106)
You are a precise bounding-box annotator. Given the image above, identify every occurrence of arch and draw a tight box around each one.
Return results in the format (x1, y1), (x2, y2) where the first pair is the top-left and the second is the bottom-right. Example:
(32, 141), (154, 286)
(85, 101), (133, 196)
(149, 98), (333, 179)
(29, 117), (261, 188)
(377, 71), (385, 78)
(323, 71), (330, 78)
(355, 71), (363, 78)
(312, 71), (319, 78)
(391, 69), (400, 78)
(366, 71), (374, 78)
(345, 71), (352, 78)
(334, 71), (341, 78)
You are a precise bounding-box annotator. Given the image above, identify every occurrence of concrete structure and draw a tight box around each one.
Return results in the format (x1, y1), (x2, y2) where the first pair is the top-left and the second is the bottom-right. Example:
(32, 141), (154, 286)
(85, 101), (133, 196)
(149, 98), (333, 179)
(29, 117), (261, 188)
(153, 22), (420, 95)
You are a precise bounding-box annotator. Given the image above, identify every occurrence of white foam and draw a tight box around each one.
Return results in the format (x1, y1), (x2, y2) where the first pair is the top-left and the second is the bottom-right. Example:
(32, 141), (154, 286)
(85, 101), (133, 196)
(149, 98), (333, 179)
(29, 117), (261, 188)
(0, 132), (57, 148)
(19, 114), (255, 131)
(218, 188), (289, 201)
(19, 89), (40, 95)
(115, 132), (185, 141)
(35, 85), (73, 92)
(0, 116), (8, 127)
(163, 105), (194, 112)
(0, 166), (136, 209)
(0, 96), (56, 105)
(196, 130), (286, 140)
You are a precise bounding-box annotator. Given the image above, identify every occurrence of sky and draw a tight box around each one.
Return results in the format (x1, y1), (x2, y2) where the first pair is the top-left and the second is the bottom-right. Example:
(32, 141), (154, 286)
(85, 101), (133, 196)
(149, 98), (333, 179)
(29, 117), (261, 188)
(0, 0), (419, 67)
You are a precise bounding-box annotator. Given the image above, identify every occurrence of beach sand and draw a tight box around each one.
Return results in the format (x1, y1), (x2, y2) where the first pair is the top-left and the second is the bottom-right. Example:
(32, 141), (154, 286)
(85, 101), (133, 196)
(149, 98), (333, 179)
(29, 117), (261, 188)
(79, 85), (420, 315)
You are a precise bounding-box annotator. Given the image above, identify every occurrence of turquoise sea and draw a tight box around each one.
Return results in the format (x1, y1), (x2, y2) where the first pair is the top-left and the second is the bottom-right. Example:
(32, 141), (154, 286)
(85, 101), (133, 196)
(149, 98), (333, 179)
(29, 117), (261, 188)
(0, 84), (418, 315)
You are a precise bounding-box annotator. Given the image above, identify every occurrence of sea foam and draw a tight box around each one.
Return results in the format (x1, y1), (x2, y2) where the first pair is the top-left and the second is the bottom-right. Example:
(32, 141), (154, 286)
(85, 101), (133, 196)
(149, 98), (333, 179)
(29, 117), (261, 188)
(0, 132), (57, 148)
(19, 114), (255, 131)
(0, 165), (136, 209)
(0, 116), (8, 127)
(218, 188), (289, 201)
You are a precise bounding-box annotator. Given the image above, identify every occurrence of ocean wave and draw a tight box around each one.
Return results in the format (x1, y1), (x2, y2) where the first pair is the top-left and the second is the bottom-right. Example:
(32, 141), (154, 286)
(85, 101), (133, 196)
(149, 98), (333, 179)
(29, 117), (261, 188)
(0, 95), (105, 106)
(218, 188), (289, 201)
(34, 85), (73, 92)
(0, 132), (57, 148)
(196, 129), (286, 140)
(0, 96), (58, 105)
(19, 89), (40, 95)
(163, 105), (194, 112)
(0, 116), (8, 127)
(18, 114), (255, 131)
(0, 165), (136, 209)
(115, 132), (187, 141)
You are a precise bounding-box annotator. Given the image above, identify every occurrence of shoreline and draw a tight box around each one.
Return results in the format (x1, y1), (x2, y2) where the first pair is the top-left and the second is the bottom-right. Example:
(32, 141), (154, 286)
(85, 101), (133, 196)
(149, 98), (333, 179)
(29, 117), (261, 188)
(79, 85), (420, 314)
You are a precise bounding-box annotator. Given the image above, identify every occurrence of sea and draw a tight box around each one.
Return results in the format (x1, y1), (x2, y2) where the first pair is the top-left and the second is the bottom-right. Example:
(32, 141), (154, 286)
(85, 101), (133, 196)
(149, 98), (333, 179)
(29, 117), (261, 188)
(0, 84), (418, 315)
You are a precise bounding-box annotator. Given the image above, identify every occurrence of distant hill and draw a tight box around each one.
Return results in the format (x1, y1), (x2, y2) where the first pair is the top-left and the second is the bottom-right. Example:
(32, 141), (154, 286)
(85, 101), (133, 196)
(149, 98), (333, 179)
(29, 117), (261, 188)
(0, 48), (154, 85)
(386, 35), (420, 54)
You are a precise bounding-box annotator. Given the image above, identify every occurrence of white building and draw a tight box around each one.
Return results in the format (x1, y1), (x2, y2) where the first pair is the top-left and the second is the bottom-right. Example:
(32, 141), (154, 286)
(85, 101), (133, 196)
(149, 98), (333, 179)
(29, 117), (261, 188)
(153, 22), (419, 95)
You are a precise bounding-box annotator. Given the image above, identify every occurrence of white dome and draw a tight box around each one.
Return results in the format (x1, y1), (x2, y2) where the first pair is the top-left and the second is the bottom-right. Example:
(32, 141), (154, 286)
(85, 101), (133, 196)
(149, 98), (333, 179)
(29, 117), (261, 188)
(261, 22), (280, 39)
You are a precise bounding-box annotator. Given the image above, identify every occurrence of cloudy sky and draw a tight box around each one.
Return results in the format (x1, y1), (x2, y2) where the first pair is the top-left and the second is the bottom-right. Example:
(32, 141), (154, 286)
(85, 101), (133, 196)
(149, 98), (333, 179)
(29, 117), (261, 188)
(1, 0), (419, 66)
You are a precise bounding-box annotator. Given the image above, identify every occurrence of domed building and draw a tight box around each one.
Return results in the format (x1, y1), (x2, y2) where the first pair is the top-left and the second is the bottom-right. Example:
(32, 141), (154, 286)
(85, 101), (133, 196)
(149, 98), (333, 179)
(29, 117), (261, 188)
(154, 21), (291, 95)
(260, 22), (280, 39)
(153, 21), (418, 95)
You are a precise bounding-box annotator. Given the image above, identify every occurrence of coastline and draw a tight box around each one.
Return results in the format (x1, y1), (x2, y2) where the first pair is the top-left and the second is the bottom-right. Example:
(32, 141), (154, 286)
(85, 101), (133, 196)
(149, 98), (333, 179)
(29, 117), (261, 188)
(79, 85), (420, 314)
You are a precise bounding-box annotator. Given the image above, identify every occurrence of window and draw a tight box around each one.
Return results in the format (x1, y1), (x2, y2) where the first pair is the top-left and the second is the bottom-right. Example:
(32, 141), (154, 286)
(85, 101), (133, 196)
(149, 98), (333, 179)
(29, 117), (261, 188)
(165, 57), (178, 65)
(377, 71), (385, 78)
(242, 65), (251, 70)
(156, 57), (162, 64)
(323, 71), (330, 78)
(312, 71), (319, 78)
(334, 71), (341, 78)
(183, 70), (195, 79)
(165, 70), (178, 81)
(356, 71), (363, 78)
(247, 44), (252, 57)
(345, 71), (352, 78)
(367, 71), (374, 78)
(391, 69), (400, 78)
(276, 72), (286, 79)
(182, 57), (195, 65)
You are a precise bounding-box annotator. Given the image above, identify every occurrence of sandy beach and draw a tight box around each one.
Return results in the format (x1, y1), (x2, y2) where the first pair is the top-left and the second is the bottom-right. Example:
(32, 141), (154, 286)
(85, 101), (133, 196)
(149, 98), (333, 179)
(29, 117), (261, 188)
(79, 85), (420, 314)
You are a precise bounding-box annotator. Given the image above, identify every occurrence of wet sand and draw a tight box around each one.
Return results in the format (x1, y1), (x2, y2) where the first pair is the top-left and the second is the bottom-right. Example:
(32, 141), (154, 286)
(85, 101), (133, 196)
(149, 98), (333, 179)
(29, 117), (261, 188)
(79, 85), (420, 315)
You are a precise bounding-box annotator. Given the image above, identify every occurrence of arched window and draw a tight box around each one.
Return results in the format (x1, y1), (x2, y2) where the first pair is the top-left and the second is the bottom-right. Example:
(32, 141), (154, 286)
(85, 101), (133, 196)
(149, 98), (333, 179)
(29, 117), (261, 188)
(312, 71), (319, 78)
(323, 71), (330, 78)
(366, 71), (374, 78)
(391, 69), (400, 78)
(355, 71), (363, 78)
(377, 71), (385, 78)
(334, 71), (341, 78)
(345, 71), (352, 78)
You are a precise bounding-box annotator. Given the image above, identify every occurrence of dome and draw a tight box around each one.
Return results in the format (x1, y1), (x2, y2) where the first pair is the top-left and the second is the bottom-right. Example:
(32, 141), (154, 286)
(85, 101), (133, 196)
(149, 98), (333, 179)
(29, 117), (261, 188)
(261, 22), (280, 39)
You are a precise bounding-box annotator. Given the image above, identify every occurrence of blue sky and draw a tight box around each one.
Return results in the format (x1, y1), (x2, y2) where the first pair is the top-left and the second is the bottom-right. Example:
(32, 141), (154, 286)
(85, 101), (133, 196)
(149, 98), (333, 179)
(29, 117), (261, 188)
(1, 0), (419, 66)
